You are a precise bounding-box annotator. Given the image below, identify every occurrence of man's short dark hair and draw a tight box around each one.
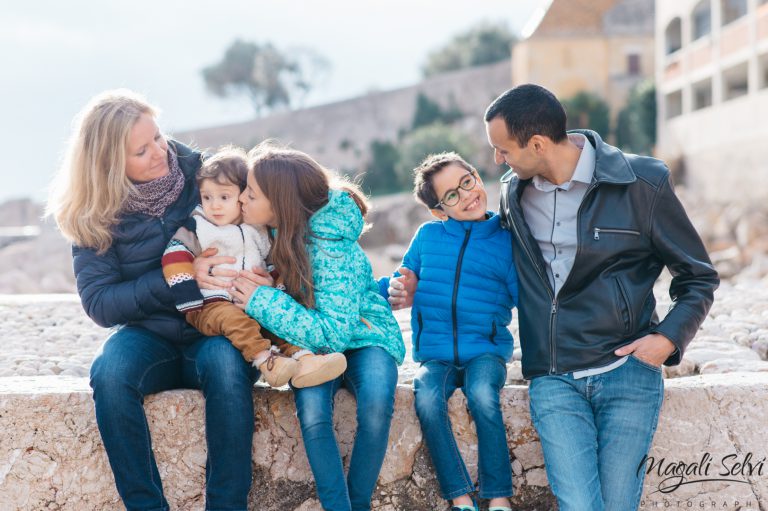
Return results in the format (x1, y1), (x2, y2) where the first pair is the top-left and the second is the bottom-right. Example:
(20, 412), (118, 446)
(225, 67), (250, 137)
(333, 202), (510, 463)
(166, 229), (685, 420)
(413, 152), (476, 209)
(484, 84), (568, 147)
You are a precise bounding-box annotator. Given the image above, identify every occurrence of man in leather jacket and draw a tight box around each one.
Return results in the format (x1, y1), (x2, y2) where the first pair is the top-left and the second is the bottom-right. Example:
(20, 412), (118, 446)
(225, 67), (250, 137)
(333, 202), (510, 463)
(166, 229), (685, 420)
(483, 84), (719, 510)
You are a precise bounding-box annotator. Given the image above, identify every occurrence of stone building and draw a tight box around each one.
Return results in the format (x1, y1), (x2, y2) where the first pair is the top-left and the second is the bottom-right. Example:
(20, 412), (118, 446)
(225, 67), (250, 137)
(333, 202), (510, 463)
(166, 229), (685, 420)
(512, 0), (655, 124)
(656, 0), (768, 201)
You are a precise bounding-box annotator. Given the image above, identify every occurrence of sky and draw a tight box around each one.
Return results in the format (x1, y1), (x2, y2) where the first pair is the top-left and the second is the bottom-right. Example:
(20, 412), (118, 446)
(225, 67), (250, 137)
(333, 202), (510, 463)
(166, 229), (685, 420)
(0, 0), (547, 205)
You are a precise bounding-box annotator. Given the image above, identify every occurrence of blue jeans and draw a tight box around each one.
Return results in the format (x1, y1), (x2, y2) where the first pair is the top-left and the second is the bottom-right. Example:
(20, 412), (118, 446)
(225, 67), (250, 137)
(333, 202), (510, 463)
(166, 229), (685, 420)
(89, 326), (259, 511)
(293, 346), (398, 511)
(413, 354), (513, 500)
(528, 355), (665, 511)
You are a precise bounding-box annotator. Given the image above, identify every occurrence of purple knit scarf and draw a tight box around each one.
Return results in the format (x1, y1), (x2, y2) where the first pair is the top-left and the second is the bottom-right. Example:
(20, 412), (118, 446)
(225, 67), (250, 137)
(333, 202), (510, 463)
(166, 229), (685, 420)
(122, 147), (185, 217)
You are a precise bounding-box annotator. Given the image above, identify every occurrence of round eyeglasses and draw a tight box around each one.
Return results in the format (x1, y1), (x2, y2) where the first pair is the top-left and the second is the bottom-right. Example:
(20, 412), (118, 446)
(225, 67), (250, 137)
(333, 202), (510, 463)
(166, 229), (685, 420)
(434, 171), (478, 208)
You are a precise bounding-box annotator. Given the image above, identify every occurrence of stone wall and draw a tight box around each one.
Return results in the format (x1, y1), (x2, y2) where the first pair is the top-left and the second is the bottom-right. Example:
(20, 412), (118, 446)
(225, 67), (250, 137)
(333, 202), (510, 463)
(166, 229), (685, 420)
(174, 60), (512, 176)
(2, 373), (767, 510)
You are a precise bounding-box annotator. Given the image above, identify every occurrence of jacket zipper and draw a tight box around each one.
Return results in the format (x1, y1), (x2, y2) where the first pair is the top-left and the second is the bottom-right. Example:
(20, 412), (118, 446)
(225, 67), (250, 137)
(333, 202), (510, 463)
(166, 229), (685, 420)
(237, 225), (246, 270)
(452, 228), (472, 366)
(415, 312), (423, 352)
(615, 277), (633, 332)
(593, 227), (641, 240)
(489, 321), (498, 345)
(159, 217), (168, 239)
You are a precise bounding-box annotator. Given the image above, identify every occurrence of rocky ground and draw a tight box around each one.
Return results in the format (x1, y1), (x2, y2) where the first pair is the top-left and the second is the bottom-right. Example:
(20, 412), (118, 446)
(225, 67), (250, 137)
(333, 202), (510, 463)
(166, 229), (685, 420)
(1, 275), (767, 383)
(1, 183), (767, 291)
(1, 187), (767, 382)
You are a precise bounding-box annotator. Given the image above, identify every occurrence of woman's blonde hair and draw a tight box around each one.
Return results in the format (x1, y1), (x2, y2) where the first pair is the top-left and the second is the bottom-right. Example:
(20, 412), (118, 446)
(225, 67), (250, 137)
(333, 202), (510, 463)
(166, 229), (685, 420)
(248, 141), (369, 308)
(47, 89), (158, 253)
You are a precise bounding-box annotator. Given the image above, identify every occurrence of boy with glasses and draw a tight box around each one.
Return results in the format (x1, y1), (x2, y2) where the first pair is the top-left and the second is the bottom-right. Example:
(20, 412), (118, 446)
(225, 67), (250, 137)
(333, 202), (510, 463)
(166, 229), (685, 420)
(380, 152), (518, 511)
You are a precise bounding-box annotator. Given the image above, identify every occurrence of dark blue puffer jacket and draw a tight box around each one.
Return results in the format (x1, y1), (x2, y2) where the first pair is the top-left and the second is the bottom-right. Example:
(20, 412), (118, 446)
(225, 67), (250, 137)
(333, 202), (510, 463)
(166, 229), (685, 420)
(72, 141), (204, 344)
(380, 213), (519, 365)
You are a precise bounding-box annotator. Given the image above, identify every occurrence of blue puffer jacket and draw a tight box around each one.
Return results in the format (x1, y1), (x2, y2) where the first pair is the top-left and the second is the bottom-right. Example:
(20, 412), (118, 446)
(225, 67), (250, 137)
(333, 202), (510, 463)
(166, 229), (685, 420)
(72, 141), (204, 344)
(380, 213), (518, 365)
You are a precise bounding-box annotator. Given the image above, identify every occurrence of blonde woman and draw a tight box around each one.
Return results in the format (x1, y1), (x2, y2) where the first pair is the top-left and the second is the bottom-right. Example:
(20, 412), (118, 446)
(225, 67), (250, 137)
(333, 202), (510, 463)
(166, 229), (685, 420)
(48, 89), (258, 511)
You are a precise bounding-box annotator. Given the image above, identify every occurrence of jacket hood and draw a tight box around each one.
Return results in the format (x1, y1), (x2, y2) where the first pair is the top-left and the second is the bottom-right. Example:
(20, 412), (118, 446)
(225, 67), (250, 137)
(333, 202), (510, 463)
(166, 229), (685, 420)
(309, 189), (364, 242)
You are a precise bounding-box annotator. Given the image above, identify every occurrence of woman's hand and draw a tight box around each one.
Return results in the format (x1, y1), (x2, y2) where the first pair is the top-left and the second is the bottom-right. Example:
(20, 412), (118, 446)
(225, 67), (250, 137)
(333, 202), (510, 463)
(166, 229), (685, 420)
(231, 267), (274, 310)
(193, 247), (237, 290)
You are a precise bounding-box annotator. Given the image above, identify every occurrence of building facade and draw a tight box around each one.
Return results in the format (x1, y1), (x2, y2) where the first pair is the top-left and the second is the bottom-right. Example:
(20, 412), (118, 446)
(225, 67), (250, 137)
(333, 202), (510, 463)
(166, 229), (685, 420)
(656, 0), (768, 200)
(512, 0), (655, 126)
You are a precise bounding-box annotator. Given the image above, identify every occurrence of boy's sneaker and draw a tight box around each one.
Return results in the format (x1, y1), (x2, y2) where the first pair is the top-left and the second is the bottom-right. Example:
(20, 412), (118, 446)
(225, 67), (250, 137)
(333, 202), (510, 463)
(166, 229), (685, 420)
(291, 353), (347, 388)
(257, 352), (298, 387)
(451, 498), (479, 511)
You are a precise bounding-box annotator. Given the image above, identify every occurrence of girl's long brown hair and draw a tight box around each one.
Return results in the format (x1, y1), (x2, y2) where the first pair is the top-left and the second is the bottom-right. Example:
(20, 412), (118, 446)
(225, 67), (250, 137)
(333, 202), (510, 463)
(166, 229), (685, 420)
(248, 142), (369, 308)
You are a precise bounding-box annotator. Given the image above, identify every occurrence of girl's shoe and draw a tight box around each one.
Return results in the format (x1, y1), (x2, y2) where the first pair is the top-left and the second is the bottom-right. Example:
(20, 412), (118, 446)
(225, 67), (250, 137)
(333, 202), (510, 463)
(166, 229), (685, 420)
(291, 352), (347, 388)
(256, 352), (298, 387)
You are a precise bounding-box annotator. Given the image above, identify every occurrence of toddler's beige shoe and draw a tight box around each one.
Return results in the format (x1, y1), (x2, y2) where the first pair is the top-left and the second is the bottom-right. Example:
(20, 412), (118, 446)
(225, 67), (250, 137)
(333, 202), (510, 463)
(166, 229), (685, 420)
(257, 352), (298, 387)
(291, 353), (347, 388)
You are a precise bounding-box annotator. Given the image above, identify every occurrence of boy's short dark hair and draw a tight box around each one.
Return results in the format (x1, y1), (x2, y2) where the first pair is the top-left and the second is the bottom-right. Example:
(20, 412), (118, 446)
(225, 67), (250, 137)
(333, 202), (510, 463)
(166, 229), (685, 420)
(484, 84), (568, 147)
(413, 152), (477, 209)
(196, 146), (249, 191)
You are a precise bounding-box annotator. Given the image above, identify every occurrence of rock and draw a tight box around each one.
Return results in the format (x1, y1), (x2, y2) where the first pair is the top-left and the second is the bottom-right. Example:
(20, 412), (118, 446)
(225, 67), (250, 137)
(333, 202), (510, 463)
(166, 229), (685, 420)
(4, 275), (768, 386)
(524, 468), (549, 488)
(506, 361), (526, 385)
(752, 339), (768, 360)
(0, 376), (555, 511)
(698, 359), (768, 374)
(683, 345), (760, 367)
(4, 374), (768, 510)
(663, 357), (697, 378)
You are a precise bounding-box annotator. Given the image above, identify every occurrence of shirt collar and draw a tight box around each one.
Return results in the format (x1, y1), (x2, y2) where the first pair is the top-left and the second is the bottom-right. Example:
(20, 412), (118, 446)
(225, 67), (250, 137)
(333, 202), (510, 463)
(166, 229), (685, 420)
(531, 133), (595, 191)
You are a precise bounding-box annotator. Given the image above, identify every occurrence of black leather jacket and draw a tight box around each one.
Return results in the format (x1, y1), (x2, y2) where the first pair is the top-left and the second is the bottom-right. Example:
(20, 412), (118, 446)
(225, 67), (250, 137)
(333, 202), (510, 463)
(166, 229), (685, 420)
(500, 130), (719, 379)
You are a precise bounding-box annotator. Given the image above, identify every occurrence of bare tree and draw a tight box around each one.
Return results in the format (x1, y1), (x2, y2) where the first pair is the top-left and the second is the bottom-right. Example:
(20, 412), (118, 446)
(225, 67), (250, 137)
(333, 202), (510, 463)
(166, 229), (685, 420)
(202, 39), (329, 116)
(422, 22), (516, 78)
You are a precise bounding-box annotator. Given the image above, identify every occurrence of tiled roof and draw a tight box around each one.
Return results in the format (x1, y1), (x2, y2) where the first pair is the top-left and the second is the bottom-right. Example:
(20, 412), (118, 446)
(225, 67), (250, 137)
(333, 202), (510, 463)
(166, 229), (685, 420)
(603, 0), (655, 35)
(529, 0), (653, 38)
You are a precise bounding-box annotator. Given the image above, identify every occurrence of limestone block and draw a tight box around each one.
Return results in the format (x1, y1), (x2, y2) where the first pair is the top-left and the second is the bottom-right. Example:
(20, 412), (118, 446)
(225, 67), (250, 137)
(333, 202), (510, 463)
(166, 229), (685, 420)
(663, 357), (697, 378)
(3, 374), (768, 510)
(699, 358), (768, 374)
(639, 373), (768, 509)
(752, 339), (768, 360)
(505, 360), (526, 385)
(684, 344), (760, 366)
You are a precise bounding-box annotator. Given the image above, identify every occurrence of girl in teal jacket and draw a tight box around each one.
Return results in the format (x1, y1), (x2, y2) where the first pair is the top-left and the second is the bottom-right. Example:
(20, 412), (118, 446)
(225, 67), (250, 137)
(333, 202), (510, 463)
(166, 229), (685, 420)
(231, 142), (404, 511)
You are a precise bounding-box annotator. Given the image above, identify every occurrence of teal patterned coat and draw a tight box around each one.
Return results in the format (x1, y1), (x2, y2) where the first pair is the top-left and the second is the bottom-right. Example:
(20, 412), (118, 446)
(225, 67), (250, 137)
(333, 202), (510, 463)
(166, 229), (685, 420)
(244, 189), (405, 365)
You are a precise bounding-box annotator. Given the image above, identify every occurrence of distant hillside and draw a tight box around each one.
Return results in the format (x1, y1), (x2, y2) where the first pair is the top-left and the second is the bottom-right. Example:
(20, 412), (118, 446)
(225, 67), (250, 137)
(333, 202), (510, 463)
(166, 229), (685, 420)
(0, 198), (42, 227)
(175, 61), (512, 175)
